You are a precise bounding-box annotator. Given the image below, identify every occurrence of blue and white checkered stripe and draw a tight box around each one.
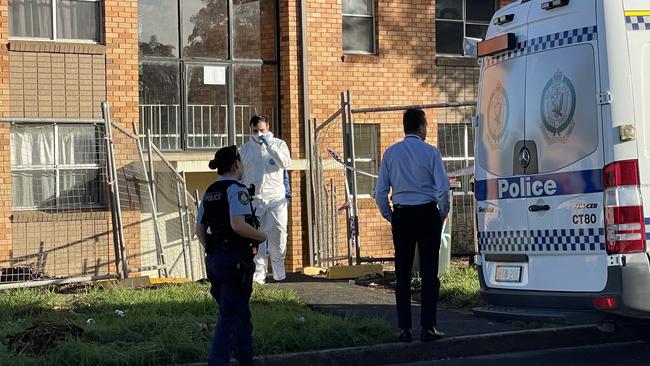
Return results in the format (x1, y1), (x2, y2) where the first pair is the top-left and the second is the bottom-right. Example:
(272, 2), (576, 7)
(626, 16), (650, 31)
(478, 228), (605, 253)
(482, 26), (598, 67)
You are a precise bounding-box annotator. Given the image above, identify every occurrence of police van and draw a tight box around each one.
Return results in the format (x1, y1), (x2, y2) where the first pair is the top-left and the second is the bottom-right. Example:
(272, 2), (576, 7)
(474, 0), (650, 323)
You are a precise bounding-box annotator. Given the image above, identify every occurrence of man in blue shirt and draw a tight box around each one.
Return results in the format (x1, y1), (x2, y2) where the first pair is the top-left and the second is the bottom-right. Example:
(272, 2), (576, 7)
(375, 108), (450, 343)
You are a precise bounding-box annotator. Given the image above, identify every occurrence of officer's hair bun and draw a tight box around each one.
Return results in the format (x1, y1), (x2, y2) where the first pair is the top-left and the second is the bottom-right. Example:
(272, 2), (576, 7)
(208, 159), (218, 170)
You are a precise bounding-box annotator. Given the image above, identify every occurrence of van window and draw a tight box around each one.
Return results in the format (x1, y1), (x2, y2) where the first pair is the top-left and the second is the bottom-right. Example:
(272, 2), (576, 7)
(524, 44), (599, 173)
(477, 57), (526, 177)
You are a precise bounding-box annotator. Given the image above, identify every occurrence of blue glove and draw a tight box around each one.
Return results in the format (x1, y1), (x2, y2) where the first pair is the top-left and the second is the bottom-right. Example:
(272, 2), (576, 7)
(259, 134), (271, 147)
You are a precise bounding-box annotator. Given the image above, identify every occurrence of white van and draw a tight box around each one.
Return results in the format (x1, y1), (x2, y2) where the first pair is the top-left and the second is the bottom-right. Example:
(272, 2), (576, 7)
(474, 0), (650, 322)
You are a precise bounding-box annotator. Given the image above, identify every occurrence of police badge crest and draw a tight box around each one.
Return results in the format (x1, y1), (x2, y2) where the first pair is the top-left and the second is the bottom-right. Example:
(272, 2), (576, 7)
(540, 69), (577, 144)
(487, 81), (509, 149)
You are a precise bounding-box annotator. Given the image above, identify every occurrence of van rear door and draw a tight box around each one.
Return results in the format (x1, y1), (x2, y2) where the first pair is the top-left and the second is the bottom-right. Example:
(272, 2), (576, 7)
(475, 1), (531, 284)
(520, 0), (606, 292)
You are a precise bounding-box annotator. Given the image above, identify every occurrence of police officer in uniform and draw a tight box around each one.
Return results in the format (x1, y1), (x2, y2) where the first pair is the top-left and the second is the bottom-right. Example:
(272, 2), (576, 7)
(375, 108), (450, 343)
(195, 145), (267, 366)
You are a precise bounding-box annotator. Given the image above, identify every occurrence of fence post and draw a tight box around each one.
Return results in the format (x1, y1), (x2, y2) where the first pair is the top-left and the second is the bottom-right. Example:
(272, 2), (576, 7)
(102, 102), (129, 279)
(181, 178), (196, 281)
(340, 92), (353, 266)
(305, 118), (316, 267)
(175, 179), (191, 279)
(194, 189), (207, 278)
(346, 90), (361, 265)
(134, 122), (168, 278)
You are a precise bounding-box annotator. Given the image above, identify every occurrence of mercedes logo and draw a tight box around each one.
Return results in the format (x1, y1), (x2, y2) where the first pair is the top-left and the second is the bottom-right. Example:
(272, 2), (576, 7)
(519, 147), (531, 168)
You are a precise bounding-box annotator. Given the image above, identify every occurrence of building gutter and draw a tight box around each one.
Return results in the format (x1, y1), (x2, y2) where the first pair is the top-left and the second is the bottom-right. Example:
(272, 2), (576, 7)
(300, 0), (315, 267)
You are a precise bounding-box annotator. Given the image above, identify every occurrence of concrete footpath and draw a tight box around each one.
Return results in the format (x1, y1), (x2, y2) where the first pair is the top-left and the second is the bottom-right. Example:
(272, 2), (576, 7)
(182, 273), (634, 366)
(272, 273), (515, 337)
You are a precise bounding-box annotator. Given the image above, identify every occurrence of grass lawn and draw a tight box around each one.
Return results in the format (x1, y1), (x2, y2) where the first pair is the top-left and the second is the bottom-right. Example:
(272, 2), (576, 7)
(438, 265), (481, 311)
(0, 283), (395, 366)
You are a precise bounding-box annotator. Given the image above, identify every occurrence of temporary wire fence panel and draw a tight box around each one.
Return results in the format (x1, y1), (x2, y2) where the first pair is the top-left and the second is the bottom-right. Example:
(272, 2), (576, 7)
(148, 146), (205, 281)
(310, 101), (479, 267)
(2, 121), (116, 288)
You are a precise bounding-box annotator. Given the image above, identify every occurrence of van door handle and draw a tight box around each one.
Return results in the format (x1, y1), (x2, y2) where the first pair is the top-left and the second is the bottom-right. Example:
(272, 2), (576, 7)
(528, 204), (550, 212)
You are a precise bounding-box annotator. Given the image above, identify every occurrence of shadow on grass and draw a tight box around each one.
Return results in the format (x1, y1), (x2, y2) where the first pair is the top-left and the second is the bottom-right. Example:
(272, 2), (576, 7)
(0, 283), (395, 366)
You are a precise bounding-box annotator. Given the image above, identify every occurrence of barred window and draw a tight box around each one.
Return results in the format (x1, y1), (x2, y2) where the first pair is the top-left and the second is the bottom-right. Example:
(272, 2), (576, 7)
(11, 124), (106, 211)
(438, 122), (474, 193)
(353, 124), (379, 196)
(9, 0), (102, 41)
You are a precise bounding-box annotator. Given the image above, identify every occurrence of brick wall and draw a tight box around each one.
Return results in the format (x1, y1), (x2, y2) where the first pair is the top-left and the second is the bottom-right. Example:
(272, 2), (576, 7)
(104, 0), (142, 272)
(0, 0), (11, 264)
(9, 43), (106, 119)
(279, 0), (308, 270)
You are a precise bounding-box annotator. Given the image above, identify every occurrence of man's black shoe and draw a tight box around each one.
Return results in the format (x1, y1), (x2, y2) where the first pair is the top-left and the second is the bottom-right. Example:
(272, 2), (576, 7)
(398, 329), (412, 343)
(420, 327), (444, 342)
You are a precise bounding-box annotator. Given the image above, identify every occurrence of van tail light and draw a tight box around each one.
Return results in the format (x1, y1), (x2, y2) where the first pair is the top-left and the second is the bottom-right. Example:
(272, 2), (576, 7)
(593, 296), (617, 310)
(603, 160), (646, 254)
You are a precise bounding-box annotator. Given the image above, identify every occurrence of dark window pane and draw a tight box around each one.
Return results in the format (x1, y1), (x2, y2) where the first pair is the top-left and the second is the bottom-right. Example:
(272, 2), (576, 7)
(343, 16), (374, 53)
(234, 64), (277, 146)
(139, 62), (181, 150)
(9, 0), (53, 38)
(436, 21), (463, 54)
(436, 0), (462, 20)
(466, 0), (495, 22)
(139, 0), (179, 57)
(343, 0), (372, 16)
(57, 0), (100, 40)
(466, 24), (488, 40)
(233, 0), (276, 60)
(353, 124), (376, 159)
(182, 0), (228, 59)
(355, 161), (376, 195)
(58, 169), (104, 209)
(58, 125), (103, 165)
(186, 64), (229, 148)
(353, 124), (378, 196)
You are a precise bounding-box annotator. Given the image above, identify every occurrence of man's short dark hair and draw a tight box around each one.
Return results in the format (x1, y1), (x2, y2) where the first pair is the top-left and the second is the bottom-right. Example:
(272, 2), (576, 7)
(250, 115), (268, 127)
(209, 145), (240, 175)
(403, 108), (427, 134)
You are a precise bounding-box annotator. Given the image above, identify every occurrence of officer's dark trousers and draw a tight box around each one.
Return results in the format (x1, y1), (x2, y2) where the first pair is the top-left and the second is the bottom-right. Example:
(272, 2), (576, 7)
(206, 250), (254, 366)
(391, 202), (443, 331)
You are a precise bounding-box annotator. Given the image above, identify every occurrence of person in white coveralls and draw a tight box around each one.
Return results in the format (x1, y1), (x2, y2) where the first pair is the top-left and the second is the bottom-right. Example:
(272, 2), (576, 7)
(240, 115), (291, 284)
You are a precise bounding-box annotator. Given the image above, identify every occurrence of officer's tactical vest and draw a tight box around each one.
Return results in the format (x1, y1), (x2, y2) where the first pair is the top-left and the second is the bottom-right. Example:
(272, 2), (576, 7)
(201, 180), (256, 254)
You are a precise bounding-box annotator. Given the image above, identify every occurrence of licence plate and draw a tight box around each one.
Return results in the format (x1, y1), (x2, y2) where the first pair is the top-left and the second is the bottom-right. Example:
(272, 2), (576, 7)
(495, 265), (522, 283)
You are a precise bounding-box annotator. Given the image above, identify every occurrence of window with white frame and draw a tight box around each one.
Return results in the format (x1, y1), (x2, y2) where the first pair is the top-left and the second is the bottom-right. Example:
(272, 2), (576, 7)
(437, 122), (474, 193)
(9, 0), (102, 41)
(342, 0), (375, 54)
(10, 124), (105, 211)
(435, 0), (496, 55)
(352, 124), (379, 196)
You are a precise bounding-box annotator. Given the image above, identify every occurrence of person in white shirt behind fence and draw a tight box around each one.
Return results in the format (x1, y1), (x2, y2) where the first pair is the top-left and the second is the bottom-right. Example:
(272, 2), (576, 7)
(240, 115), (292, 284)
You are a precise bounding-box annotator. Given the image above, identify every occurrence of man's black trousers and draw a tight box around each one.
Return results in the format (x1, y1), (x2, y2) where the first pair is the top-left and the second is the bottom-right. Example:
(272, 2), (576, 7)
(391, 202), (443, 331)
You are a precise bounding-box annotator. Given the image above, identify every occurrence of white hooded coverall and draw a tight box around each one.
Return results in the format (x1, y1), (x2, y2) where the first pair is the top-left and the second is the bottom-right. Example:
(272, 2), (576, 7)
(240, 132), (291, 282)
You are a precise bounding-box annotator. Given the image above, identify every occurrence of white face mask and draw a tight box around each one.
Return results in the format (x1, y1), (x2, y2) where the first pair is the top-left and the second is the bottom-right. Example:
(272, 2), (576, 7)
(252, 132), (269, 144)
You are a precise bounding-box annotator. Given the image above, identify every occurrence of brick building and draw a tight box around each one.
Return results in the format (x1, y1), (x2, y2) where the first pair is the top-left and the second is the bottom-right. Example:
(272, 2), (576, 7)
(0, 0), (514, 280)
